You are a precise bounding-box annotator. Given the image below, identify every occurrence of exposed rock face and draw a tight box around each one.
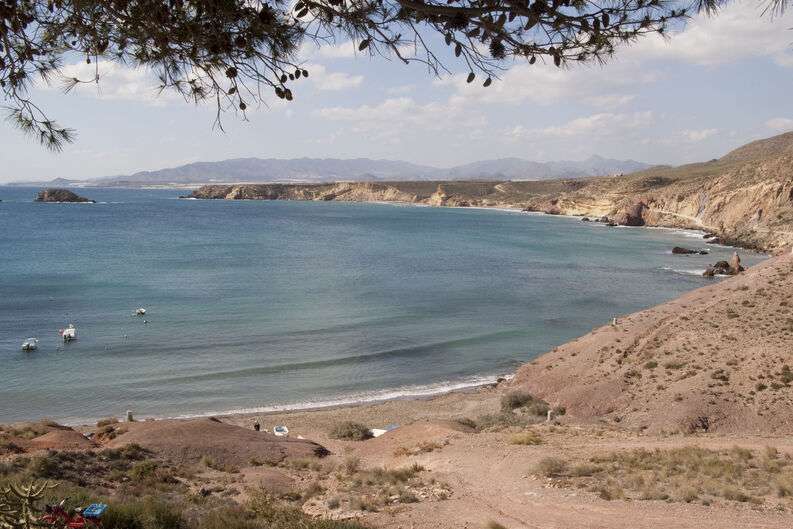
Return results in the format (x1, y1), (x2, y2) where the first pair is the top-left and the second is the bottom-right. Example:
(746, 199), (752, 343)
(188, 131), (793, 252)
(613, 202), (646, 226)
(36, 188), (94, 203)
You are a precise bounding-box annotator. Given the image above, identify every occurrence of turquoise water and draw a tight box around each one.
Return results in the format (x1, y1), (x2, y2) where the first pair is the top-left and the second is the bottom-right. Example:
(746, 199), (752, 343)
(0, 187), (765, 424)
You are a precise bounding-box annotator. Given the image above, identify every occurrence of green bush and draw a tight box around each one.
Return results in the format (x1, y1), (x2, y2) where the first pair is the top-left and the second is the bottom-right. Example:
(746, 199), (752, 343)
(27, 453), (62, 479)
(102, 499), (185, 529)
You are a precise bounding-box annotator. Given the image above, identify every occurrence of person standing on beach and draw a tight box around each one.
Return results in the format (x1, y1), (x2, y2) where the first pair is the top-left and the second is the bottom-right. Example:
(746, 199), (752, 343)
(253, 419), (261, 432)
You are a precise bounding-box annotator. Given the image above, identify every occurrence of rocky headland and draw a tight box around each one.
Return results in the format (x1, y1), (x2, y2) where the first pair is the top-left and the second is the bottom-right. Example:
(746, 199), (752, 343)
(35, 188), (95, 203)
(189, 132), (793, 253)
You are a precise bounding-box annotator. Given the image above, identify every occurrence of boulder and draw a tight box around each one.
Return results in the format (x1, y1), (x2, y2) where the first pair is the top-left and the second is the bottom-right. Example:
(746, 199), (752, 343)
(703, 256), (743, 277)
(35, 188), (94, 203)
(672, 246), (709, 255)
(672, 246), (697, 255)
(581, 217), (591, 222)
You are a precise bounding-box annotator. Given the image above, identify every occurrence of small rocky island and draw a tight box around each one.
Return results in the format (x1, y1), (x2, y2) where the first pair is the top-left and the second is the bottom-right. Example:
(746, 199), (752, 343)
(35, 188), (95, 203)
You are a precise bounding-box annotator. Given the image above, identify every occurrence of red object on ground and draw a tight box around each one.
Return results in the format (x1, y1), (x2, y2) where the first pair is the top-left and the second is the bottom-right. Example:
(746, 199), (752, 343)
(41, 503), (102, 528)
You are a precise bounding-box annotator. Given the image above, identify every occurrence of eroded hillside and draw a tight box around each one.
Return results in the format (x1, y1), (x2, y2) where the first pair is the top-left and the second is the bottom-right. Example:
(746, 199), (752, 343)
(191, 132), (793, 252)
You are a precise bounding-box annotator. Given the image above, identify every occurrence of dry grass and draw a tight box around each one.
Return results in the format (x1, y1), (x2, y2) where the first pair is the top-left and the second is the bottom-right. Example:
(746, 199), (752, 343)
(329, 422), (372, 441)
(500, 391), (549, 416)
(393, 440), (448, 457)
(509, 431), (543, 446)
(539, 446), (793, 507)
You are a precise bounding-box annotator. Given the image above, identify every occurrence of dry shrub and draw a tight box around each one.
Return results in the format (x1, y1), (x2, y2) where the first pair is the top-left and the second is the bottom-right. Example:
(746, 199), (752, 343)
(329, 422), (372, 441)
(509, 431), (542, 446)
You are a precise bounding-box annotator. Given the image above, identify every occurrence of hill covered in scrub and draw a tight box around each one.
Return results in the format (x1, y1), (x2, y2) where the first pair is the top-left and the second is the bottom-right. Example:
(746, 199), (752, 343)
(511, 251), (793, 435)
(189, 131), (793, 253)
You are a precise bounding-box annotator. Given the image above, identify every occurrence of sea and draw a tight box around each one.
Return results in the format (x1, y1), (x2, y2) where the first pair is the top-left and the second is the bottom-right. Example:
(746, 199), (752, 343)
(0, 186), (766, 424)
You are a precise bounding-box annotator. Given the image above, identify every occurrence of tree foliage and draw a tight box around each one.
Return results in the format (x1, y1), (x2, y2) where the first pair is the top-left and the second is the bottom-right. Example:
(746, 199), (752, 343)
(0, 0), (787, 149)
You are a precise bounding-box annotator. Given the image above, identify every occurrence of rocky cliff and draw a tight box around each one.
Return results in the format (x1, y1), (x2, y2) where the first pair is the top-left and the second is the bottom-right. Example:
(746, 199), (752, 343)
(190, 132), (793, 253)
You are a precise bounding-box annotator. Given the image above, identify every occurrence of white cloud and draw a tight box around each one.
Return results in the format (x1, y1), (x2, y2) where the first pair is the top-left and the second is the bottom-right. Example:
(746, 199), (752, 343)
(681, 128), (719, 142)
(435, 2), (792, 112)
(439, 63), (657, 108)
(300, 41), (359, 60)
(510, 112), (655, 140)
(305, 63), (363, 91)
(387, 84), (416, 95)
(315, 96), (486, 144)
(53, 61), (177, 104)
(766, 117), (793, 131)
(627, 2), (793, 67)
(582, 94), (636, 109)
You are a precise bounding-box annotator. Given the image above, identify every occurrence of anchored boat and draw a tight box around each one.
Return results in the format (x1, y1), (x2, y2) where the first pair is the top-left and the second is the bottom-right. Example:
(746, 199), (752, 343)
(60, 324), (77, 342)
(21, 338), (38, 351)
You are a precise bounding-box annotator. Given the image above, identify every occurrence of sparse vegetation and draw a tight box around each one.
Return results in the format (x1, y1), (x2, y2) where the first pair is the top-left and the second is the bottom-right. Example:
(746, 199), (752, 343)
(329, 422), (372, 441)
(393, 440), (448, 457)
(509, 431), (543, 446)
(534, 457), (568, 477)
(500, 391), (549, 416)
(536, 447), (793, 507)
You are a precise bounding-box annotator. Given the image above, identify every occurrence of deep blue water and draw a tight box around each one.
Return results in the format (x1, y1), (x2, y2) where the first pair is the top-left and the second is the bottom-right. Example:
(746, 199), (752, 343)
(0, 187), (765, 423)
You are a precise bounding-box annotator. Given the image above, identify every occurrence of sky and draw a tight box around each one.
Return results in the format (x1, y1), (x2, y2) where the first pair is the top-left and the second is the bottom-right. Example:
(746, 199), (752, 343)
(1, 2), (793, 182)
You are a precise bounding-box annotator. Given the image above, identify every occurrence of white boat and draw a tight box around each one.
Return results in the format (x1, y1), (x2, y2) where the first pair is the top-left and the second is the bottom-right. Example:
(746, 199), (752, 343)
(273, 425), (289, 437)
(21, 338), (38, 351)
(60, 324), (77, 342)
(135, 308), (146, 316)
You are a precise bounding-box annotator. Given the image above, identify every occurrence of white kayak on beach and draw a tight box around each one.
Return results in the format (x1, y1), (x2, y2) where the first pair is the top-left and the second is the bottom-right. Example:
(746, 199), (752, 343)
(273, 425), (289, 437)
(21, 338), (38, 351)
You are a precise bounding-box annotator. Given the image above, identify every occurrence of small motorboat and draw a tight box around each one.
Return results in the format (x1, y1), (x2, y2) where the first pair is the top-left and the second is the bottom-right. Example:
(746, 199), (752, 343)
(21, 338), (39, 351)
(135, 308), (146, 316)
(60, 324), (77, 342)
(273, 425), (289, 437)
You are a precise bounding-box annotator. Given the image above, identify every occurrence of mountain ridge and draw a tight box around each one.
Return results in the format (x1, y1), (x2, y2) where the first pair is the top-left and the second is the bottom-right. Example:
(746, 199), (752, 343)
(6, 155), (653, 186)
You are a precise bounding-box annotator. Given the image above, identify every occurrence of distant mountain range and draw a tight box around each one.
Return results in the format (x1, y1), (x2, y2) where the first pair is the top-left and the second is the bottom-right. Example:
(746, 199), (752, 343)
(9, 155), (653, 187)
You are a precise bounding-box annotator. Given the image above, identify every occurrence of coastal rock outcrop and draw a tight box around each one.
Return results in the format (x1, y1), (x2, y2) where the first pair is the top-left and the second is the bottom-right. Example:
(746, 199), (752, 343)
(703, 252), (745, 276)
(672, 246), (708, 255)
(35, 188), (94, 203)
(613, 202), (647, 226)
(186, 131), (793, 252)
